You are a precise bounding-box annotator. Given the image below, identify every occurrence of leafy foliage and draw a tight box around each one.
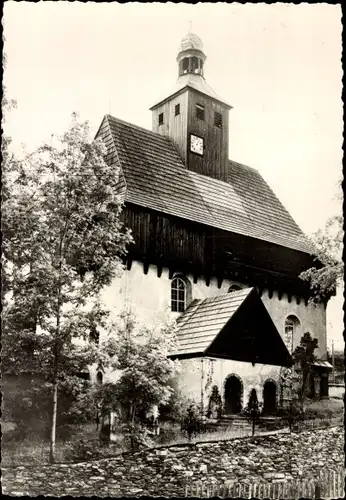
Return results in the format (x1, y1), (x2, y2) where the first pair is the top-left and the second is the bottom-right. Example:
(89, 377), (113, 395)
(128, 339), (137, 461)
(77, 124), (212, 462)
(291, 332), (319, 416)
(300, 208), (343, 302)
(123, 423), (154, 452)
(180, 404), (207, 441)
(243, 389), (262, 437)
(2, 112), (133, 461)
(207, 385), (223, 419)
(94, 312), (180, 425)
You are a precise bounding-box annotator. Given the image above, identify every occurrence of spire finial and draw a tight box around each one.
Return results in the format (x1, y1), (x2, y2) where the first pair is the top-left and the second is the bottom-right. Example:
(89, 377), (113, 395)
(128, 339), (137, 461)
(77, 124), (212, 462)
(188, 19), (192, 33)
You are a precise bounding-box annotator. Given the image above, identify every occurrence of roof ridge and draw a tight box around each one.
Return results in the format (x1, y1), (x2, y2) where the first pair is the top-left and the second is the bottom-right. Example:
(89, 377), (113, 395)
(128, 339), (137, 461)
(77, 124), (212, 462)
(106, 114), (171, 141)
(104, 115), (128, 194)
(229, 158), (258, 173)
(202, 287), (254, 303)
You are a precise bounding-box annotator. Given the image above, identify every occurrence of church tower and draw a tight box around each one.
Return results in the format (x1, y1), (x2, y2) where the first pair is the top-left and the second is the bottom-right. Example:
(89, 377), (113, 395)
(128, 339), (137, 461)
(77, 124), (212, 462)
(150, 32), (232, 182)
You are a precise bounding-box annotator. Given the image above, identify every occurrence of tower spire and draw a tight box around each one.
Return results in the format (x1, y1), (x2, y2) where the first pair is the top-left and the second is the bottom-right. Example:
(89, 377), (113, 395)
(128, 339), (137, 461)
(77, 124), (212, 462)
(177, 31), (206, 77)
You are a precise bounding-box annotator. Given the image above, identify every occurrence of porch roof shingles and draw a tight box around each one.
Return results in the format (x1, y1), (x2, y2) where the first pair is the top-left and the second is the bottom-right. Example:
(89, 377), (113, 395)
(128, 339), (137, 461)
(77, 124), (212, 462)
(171, 288), (253, 357)
(102, 114), (313, 254)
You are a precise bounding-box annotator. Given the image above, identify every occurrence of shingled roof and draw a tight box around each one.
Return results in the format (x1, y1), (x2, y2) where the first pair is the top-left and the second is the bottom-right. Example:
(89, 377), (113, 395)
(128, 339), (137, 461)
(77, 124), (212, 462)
(169, 288), (292, 366)
(98, 114), (312, 254)
(171, 288), (254, 357)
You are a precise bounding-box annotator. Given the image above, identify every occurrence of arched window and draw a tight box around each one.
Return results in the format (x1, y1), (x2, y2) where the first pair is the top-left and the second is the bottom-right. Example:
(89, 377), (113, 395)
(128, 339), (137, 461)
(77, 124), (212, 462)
(171, 276), (191, 312)
(182, 57), (189, 73)
(191, 56), (198, 73)
(284, 315), (301, 353)
(96, 371), (103, 385)
(228, 284), (241, 293)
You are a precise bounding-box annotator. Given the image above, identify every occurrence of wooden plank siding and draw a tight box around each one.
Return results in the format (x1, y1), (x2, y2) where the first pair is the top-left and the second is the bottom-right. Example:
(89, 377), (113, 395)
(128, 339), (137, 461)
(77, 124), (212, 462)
(152, 91), (189, 164)
(121, 203), (314, 298)
(187, 89), (230, 182)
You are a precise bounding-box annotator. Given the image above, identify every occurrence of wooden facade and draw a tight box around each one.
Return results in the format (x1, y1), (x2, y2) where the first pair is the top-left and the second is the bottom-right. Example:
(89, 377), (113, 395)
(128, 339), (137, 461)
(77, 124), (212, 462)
(152, 88), (230, 182)
(186, 89), (229, 182)
(151, 90), (189, 164)
(121, 203), (316, 302)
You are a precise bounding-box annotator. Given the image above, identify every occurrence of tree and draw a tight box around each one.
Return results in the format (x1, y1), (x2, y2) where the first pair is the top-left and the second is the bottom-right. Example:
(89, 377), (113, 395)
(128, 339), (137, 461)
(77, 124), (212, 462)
(244, 389), (262, 437)
(291, 332), (318, 416)
(2, 113), (133, 462)
(101, 312), (179, 423)
(300, 201), (343, 303)
(91, 311), (180, 447)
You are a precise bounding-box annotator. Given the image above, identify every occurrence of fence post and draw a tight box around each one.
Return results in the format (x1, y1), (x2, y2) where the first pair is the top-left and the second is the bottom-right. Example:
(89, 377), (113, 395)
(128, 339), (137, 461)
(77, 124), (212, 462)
(315, 481), (321, 499)
(333, 469), (336, 498)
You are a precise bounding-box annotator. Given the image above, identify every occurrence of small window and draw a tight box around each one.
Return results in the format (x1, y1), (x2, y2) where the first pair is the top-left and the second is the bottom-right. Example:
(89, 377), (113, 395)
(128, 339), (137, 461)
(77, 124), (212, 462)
(196, 104), (205, 121)
(175, 104), (180, 116)
(214, 112), (223, 128)
(158, 113), (164, 126)
(171, 277), (187, 312)
(228, 285), (241, 293)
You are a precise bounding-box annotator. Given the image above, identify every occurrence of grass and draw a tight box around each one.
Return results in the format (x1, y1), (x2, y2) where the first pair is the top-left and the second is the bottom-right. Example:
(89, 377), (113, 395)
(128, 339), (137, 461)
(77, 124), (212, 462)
(3, 398), (343, 467)
(305, 397), (344, 418)
(2, 423), (126, 467)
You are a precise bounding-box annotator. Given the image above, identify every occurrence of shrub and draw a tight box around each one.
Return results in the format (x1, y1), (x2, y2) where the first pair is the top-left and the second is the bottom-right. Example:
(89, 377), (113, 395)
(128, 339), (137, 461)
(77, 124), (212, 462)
(207, 385), (223, 419)
(180, 405), (207, 441)
(156, 423), (181, 445)
(123, 423), (154, 451)
(64, 438), (106, 462)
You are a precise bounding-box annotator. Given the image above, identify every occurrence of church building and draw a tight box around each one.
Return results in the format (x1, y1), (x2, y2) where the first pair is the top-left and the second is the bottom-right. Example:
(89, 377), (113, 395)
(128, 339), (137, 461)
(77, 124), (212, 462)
(95, 32), (332, 415)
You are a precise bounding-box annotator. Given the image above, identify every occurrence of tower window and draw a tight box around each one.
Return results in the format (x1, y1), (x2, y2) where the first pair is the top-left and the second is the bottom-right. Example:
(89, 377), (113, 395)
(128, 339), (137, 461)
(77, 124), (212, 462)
(158, 113), (164, 126)
(214, 112), (223, 128)
(228, 285), (241, 293)
(196, 104), (205, 121)
(182, 57), (189, 74)
(175, 104), (180, 116)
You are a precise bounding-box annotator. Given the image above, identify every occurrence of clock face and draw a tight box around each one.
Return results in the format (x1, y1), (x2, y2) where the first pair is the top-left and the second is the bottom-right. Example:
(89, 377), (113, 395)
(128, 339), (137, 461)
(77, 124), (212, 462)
(190, 134), (204, 155)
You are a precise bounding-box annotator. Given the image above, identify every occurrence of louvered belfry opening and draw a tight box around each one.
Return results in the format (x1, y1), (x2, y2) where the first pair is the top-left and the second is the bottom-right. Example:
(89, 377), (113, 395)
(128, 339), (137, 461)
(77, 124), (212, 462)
(214, 111), (223, 128)
(196, 103), (205, 120)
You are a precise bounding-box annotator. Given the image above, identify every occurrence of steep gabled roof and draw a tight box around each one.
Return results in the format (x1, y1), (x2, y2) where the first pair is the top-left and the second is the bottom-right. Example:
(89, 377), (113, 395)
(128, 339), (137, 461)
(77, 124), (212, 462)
(98, 114), (312, 254)
(172, 288), (253, 356)
(169, 288), (292, 366)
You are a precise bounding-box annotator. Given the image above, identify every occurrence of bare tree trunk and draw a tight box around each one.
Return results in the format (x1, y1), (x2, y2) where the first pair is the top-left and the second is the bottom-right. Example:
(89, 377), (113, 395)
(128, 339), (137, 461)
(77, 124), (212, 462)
(49, 377), (58, 463)
(49, 258), (62, 464)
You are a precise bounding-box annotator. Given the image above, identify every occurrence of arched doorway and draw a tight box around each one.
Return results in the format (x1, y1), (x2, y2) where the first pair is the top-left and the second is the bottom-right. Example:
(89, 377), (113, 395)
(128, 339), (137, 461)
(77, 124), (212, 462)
(224, 375), (243, 414)
(263, 380), (277, 414)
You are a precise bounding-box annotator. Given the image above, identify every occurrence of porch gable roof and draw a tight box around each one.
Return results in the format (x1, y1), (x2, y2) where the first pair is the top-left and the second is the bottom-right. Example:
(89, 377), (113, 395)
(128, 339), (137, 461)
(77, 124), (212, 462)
(169, 288), (292, 367)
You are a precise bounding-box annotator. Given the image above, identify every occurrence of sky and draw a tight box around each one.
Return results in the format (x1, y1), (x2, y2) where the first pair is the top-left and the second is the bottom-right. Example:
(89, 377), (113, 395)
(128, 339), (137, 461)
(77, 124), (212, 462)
(3, 2), (343, 349)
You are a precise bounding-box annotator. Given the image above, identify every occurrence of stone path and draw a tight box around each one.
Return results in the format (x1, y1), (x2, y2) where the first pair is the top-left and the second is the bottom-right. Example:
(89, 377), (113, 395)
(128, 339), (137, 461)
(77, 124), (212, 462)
(2, 427), (343, 497)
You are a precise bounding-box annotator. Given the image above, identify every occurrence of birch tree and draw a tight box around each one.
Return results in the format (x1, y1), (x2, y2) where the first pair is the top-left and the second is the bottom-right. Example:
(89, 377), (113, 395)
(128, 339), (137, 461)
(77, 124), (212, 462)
(2, 113), (132, 462)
